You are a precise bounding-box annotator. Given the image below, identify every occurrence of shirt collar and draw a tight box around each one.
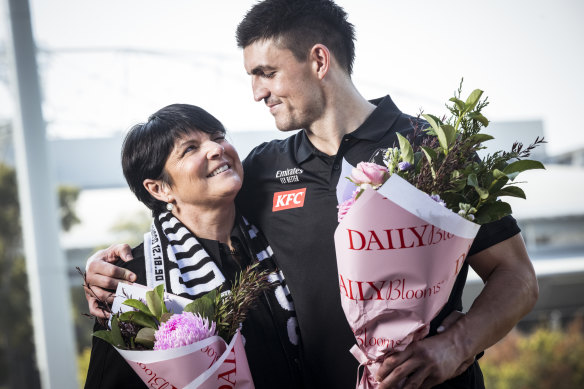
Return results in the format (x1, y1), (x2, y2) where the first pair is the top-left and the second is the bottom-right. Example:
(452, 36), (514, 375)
(349, 95), (402, 141)
(295, 130), (317, 164)
(294, 95), (403, 163)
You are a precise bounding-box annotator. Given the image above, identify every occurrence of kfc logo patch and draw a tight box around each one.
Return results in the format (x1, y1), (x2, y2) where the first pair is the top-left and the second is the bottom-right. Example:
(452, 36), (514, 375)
(272, 188), (306, 212)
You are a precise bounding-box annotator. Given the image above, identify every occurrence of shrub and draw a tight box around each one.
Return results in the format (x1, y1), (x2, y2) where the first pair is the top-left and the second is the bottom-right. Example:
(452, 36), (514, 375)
(481, 318), (584, 389)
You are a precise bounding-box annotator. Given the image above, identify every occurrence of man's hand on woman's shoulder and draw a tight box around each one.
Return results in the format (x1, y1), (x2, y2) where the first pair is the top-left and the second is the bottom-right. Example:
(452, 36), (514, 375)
(84, 243), (136, 318)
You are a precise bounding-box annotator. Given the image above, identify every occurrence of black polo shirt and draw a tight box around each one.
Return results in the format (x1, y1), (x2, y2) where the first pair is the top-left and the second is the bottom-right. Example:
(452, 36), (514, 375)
(236, 95), (520, 389)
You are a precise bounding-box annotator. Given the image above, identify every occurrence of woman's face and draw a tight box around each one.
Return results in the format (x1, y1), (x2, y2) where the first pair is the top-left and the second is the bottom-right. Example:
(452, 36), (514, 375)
(162, 130), (244, 210)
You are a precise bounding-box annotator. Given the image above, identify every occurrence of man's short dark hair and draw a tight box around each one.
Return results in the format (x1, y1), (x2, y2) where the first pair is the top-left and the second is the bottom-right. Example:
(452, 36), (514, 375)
(236, 0), (356, 75)
(121, 104), (226, 213)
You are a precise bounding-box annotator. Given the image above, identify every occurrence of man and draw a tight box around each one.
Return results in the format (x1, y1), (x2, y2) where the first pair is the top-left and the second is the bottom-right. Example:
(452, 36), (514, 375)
(85, 1), (538, 388)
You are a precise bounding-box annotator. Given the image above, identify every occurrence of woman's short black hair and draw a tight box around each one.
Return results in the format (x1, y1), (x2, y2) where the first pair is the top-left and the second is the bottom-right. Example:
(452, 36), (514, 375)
(121, 104), (226, 213)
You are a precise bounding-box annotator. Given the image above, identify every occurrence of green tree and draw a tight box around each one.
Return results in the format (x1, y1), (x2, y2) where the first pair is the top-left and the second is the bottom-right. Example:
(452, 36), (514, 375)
(109, 210), (152, 248)
(481, 319), (584, 389)
(0, 163), (81, 389)
(59, 185), (81, 231)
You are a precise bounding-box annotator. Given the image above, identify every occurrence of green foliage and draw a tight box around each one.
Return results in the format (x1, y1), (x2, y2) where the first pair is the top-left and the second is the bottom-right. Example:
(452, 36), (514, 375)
(0, 163), (82, 387)
(77, 347), (92, 389)
(213, 262), (272, 340)
(58, 185), (81, 232)
(122, 298), (153, 316)
(0, 163), (38, 388)
(135, 327), (156, 348)
(382, 80), (545, 224)
(70, 285), (95, 351)
(481, 320), (584, 389)
(108, 211), (152, 248)
(118, 310), (158, 329)
(184, 289), (218, 322)
(145, 284), (168, 322)
(97, 262), (273, 350)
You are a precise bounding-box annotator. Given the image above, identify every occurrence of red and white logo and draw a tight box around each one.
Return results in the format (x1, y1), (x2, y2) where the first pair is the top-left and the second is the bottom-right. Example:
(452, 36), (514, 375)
(272, 188), (306, 212)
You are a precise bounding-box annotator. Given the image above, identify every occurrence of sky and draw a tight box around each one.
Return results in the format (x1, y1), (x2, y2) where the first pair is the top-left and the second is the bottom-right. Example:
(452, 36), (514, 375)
(1, 0), (583, 156)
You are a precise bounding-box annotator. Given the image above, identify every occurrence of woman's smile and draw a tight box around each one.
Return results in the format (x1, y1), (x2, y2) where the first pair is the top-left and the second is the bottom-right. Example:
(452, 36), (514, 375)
(207, 163), (231, 177)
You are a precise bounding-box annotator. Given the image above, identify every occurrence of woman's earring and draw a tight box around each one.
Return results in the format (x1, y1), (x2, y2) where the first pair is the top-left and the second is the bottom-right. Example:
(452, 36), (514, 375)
(166, 203), (174, 211)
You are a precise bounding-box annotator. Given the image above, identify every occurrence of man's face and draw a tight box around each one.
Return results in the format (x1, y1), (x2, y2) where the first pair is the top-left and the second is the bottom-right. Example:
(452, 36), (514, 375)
(243, 39), (324, 132)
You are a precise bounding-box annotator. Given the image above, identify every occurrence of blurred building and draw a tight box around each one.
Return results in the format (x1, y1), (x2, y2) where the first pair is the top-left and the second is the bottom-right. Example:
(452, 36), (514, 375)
(553, 147), (584, 166)
(476, 120), (549, 163)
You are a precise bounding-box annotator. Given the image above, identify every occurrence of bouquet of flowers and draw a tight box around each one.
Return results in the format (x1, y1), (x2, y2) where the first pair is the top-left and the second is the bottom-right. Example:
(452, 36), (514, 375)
(93, 263), (272, 389)
(334, 83), (545, 388)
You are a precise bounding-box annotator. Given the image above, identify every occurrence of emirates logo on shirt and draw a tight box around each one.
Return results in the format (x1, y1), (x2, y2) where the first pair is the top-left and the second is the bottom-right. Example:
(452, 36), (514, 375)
(275, 167), (304, 184)
(272, 188), (307, 212)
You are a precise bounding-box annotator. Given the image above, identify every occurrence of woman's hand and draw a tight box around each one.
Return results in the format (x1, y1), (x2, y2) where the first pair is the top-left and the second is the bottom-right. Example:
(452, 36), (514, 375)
(84, 244), (136, 318)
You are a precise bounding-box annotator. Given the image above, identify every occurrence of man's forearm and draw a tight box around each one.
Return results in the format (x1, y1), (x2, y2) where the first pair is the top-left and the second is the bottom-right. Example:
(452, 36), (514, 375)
(449, 234), (539, 360)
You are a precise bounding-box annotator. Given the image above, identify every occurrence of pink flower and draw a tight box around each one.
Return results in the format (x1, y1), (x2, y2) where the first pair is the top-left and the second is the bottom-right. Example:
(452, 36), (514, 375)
(351, 162), (388, 187)
(153, 312), (216, 350)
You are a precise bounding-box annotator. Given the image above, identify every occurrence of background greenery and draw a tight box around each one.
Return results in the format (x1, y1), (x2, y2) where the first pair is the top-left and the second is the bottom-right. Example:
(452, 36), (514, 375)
(481, 317), (584, 389)
(0, 163), (84, 388)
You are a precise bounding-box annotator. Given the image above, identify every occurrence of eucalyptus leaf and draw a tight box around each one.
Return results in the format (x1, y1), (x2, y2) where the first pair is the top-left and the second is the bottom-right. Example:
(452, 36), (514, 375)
(474, 201), (512, 224)
(154, 284), (168, 315)
(498, 186), (526, 199)
(489, 176), (509, 193)
(467, 173), (479, 188)
(469, 133), (494, 146)
(503, 160), (545, 178)
(396, 133), (414, 164)
(413, 151), (423, 173)
(420, 146), (437, 179)
(184, 295), (216, 321)
(420, 146), (437, 163)
(146, 286), (165, 320)
(135, 327), (156, 349)
(110, 316), (126, 349)
(441, 192), (466, 208)
(475, 186), (489, 200)
(421, 114), (441, 133)
(465, 89), (483, 111)
(469, 112), (489, 127)
(119, 310), (158, 329)
(451, 179), (466, 192)
(434, 125), (450, 153)
(441, 125), (457, 149)
(449, 97), (465, 112)
(123, 299), (153, 317)
(492, 169), (507, 179)
(92, 330), (113, 346)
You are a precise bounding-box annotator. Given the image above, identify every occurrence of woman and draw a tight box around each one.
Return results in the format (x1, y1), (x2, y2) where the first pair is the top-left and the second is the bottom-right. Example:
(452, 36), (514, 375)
(85, 104), (303, 389)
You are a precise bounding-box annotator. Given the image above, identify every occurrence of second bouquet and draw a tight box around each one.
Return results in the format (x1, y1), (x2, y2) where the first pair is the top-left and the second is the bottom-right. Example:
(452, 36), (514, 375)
(334, 84), (544, 388)
(335, 171), (479, 388)
(93, 263), (271, 389)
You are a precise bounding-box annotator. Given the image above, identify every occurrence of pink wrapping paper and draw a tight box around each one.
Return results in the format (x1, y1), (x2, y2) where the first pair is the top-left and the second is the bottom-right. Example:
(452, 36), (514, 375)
(335, 165), (480, 388)
(110, 284), (254, 389)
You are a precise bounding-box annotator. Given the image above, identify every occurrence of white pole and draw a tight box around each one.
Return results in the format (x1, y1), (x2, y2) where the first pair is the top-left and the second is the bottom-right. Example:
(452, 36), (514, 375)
(3, 0), (78, 388)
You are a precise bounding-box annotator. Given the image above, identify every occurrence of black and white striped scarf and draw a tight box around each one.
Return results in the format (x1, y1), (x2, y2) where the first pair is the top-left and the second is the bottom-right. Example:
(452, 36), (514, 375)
(143, 211), (300, 348)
